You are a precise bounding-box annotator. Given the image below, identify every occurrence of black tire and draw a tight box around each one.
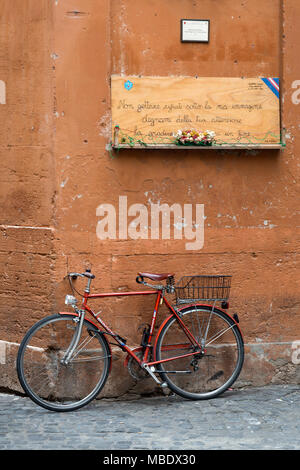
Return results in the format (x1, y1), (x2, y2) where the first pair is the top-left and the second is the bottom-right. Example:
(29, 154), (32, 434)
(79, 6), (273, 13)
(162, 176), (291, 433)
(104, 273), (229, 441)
(155, 305), (244, 400)
(17, 314), (111, 412)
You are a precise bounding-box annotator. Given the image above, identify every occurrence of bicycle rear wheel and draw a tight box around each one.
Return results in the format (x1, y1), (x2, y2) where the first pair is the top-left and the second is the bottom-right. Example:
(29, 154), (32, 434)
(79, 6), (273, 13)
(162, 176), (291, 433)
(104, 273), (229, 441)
(155, 305), (244, 399)
(17, 314), (111, 411)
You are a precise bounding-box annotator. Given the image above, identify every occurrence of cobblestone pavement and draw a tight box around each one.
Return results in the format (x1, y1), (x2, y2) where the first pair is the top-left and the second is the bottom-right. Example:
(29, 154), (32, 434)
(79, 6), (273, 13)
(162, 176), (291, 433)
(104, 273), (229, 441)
(0, 384), (300, 451)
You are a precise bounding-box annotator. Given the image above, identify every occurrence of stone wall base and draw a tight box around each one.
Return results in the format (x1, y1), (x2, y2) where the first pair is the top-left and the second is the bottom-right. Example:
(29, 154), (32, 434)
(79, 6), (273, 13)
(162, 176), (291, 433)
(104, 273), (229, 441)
(1, 340), (299, 400)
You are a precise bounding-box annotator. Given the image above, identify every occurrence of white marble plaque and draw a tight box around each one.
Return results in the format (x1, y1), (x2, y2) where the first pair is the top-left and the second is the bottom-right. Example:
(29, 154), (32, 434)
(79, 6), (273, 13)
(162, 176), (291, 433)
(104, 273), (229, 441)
(181, 19), (210, 43)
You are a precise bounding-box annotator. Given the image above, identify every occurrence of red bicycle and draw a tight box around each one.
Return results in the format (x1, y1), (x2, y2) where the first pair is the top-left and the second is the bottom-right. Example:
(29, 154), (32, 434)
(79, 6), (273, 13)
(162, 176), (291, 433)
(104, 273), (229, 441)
(17, 269), (244, 412)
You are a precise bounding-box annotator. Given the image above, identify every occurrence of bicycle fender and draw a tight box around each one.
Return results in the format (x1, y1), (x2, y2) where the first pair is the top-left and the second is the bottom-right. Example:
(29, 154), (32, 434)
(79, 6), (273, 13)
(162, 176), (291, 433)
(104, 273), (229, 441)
(58, 311), (113, 371)
(58, 311), (100, 329)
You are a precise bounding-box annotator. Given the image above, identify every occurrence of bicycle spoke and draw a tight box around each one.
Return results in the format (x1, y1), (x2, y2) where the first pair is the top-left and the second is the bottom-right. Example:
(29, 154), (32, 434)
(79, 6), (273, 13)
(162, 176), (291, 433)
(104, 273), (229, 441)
(71, 355), (110, 363)
(69, 334), (98, 361)
(205, 324), (236, 346)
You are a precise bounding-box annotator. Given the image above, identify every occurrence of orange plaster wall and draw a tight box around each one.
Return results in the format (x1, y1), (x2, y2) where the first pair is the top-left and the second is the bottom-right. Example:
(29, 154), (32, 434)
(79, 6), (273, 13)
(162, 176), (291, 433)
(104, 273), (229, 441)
(1, 0), (300, 393)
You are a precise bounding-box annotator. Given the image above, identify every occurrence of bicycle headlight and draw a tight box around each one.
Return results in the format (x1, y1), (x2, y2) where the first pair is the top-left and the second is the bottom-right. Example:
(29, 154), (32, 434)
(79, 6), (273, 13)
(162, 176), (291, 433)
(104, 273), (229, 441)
(65, 295), (77, 306)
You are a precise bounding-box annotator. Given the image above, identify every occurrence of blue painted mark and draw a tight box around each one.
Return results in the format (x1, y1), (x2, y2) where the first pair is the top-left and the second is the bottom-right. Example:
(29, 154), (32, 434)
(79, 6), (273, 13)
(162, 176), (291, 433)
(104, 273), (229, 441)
(124, 80), (133, 91)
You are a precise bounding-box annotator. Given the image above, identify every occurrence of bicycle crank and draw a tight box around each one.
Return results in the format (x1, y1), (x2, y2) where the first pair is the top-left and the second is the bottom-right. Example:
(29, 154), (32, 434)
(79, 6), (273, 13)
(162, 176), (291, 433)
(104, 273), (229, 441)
(142, 365), (168, 388)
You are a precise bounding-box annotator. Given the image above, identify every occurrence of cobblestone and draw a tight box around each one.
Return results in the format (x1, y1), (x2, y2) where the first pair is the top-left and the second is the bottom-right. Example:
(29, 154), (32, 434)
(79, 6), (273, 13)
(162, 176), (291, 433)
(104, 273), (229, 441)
(0, 384), (300, 451)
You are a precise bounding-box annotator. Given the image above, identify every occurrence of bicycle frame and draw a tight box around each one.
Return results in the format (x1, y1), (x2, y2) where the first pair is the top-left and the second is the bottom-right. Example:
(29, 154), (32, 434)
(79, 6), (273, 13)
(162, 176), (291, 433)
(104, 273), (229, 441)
(61, 286), (204, 375)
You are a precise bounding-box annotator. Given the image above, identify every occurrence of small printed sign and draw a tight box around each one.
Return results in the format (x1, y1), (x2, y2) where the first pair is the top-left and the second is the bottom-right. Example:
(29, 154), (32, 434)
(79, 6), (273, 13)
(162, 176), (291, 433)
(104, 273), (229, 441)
(181, 19), (210, 43)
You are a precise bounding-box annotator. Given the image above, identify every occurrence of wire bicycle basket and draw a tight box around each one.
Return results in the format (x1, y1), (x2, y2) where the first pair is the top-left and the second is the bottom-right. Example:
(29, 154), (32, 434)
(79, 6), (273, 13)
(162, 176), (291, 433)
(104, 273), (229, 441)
(175, 275), (232, 304)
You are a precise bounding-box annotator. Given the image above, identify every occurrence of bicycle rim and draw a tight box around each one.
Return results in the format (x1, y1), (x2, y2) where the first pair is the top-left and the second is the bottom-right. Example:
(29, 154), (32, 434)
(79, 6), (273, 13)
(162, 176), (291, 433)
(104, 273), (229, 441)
(17, 314), (111, 411)
(155, 306), (244, 399)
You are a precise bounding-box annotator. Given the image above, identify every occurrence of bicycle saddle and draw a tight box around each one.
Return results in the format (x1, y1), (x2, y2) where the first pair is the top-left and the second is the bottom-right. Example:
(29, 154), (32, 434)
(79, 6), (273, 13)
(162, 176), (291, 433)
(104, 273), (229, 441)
(138, 272), (174, 281)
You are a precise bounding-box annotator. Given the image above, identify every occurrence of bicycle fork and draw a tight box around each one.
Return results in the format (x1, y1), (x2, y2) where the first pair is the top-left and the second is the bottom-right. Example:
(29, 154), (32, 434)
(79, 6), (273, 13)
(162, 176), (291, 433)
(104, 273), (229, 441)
(61, 310), (86, 365)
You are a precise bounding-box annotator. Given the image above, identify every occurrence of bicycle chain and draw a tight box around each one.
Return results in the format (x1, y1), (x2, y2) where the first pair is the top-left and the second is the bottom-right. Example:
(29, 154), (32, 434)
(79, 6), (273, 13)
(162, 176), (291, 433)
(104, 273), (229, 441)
(127, 351), (150, 381)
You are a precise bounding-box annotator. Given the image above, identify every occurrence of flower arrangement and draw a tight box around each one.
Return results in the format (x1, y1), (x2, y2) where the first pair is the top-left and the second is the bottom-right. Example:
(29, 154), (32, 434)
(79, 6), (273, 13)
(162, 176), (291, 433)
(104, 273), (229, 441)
(173, 129), (216, 146)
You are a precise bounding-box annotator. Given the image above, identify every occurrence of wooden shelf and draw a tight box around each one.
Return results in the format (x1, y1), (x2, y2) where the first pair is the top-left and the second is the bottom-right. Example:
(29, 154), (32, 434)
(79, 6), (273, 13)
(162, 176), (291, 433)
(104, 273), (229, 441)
(112, 143), (283, 150)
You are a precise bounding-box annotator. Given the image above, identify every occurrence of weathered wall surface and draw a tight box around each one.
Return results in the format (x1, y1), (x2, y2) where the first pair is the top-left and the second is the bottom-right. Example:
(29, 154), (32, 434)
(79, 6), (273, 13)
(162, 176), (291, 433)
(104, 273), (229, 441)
(0, 0), (55, 392)
(1, 0), (300, 396)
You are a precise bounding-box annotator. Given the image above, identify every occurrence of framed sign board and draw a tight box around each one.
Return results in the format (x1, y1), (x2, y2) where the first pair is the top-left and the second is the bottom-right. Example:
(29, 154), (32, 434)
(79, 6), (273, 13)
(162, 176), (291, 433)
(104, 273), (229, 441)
(111, 75), (281, 147)
(181, 19), (210, 43)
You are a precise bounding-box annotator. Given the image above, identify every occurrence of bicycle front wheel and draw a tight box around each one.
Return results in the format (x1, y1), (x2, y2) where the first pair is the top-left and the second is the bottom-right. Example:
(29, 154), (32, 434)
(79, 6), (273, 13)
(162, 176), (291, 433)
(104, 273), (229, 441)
(155, 305), (244, 400)
(17, 314), (111, 411)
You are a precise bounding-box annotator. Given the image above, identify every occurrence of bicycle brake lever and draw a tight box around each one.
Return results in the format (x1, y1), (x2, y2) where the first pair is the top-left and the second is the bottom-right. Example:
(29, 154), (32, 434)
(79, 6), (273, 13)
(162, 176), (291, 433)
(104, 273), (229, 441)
(68, 272), (83, 280)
